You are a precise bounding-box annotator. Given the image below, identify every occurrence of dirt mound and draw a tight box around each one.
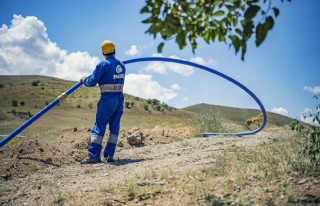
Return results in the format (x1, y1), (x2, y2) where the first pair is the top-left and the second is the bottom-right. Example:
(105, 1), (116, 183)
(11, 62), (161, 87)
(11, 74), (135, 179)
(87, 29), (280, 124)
(119, 125), (195, 146)
(0, 140), (65, 180)
(0, 126), (195, 180)
(0, 128), (91, 180)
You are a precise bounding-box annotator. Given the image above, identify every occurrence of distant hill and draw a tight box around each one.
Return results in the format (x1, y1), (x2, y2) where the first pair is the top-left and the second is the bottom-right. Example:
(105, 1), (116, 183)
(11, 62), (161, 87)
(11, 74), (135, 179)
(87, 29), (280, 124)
(0, 75), (294, 141)
(183, 103), (295, 126)
(0, 75), (190, 139)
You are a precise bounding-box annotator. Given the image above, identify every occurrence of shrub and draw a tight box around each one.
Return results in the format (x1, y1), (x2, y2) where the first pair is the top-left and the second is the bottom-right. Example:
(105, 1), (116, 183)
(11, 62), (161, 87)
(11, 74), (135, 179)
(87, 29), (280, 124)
(189, 109), (225, 136)
(31, 80), (40, 86)
(0, 83), (4, 89)
(12, 99), (19, 107)
(130, 102), (135, 108)
(20, 101), (25, 106)
(151, 98), (160, 105)
(146, 99), (152, 104)
(125, 102), (130, 108)
(143, 104), (149, 111)
(155, 104), (161, 111)
(290, 94), (320, 176)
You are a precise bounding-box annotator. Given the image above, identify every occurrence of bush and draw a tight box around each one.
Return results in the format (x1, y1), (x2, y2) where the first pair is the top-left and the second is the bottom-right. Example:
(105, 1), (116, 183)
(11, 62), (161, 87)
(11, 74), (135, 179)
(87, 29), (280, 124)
(12, 99), (19, 107)
(125, 102), (130, 108)
(20, 101), (25, 106)
(189, 109), (225, 136)
(290, 94), (320, 176)
(0, 83), (4, 89)
(130, 102), (135, 108)
(31, 80), (40, 86)
(155, 104), (161, 111)
(143, 104), (149, 111)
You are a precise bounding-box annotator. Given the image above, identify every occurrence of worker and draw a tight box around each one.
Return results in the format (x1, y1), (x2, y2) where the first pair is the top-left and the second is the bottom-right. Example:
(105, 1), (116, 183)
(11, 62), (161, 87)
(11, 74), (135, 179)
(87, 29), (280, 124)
(80, 40), (126, 164)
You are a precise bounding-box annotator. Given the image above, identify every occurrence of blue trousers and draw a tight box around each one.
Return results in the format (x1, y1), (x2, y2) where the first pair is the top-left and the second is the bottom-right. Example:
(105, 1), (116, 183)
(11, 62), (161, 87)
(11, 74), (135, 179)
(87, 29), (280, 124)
(88, 93), (124, 161)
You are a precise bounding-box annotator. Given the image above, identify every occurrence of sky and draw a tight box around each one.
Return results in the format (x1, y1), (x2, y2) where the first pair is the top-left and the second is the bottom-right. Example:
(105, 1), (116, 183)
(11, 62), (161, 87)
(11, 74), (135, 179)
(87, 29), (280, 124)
(0, 0), (319, 124)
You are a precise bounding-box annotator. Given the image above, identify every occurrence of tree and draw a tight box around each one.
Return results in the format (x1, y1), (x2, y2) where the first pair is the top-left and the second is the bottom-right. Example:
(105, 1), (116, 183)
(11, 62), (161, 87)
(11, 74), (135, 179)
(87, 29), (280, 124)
(140, 0), (291, 60)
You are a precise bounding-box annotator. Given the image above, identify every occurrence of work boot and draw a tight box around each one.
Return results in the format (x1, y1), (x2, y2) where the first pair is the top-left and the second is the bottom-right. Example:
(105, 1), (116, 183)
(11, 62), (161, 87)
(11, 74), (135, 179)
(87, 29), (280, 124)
(80, 156), (100, 164)
(103, 156), (115, 163)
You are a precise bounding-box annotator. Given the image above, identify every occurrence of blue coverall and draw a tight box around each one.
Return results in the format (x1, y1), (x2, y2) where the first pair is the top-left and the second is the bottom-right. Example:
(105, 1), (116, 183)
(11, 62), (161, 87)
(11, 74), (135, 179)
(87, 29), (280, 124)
(83, 56), (126, 161)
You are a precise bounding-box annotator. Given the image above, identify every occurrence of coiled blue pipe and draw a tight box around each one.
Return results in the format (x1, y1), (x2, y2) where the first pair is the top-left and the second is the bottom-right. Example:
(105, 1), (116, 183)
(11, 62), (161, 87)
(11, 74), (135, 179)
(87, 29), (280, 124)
(0, 56), (267, 147)
(123, 57), (267, 137)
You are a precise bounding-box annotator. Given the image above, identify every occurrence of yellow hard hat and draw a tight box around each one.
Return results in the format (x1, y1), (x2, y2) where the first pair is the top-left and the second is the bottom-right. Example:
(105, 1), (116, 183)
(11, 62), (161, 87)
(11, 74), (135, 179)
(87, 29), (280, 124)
(101, 40), (116, 54)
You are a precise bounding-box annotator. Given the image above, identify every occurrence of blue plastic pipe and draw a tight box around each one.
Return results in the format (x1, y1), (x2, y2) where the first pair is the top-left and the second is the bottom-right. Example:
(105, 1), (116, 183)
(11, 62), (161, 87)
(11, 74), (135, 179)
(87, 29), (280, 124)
(0, 56), (267, 147)
(123, 57), (267, 137)
(0, 81), (83, 147)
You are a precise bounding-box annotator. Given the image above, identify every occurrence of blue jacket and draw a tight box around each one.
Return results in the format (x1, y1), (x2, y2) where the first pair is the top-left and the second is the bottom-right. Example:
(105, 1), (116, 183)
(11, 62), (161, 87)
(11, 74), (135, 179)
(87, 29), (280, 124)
(84, 56), (126, 91)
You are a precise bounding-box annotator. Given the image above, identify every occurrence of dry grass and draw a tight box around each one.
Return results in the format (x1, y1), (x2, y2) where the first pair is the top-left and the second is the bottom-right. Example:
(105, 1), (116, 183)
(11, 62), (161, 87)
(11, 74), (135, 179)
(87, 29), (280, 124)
(103, 131), (319, 205)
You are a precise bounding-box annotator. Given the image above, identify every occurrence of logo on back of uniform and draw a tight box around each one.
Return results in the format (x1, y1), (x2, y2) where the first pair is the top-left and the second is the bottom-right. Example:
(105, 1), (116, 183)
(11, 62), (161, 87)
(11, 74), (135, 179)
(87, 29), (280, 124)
(116, 65), (122, 73)
(114, 64), (125, 79)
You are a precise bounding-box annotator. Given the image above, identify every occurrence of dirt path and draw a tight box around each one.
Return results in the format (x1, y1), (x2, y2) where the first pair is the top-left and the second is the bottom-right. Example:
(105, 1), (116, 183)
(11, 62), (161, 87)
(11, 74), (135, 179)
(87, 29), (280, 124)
(0, 127), (306, 205)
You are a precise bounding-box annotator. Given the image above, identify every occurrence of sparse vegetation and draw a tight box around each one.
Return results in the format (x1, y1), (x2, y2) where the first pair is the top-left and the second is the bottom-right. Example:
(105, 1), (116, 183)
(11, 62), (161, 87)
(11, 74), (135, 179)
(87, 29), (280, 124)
(189, 109), (225, 135)
(290, 94), (320, 176)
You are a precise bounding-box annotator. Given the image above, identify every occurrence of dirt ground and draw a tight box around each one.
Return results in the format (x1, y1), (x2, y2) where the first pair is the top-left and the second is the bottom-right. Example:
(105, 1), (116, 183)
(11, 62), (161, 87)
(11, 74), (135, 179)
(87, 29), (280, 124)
(0, 126), (319, 205)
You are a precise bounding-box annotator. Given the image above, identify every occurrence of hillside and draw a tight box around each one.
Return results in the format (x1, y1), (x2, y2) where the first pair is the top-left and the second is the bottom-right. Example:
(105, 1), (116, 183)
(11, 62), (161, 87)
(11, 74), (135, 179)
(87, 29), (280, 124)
(0, 75), (191, 140)
(183, 103), (295, 127)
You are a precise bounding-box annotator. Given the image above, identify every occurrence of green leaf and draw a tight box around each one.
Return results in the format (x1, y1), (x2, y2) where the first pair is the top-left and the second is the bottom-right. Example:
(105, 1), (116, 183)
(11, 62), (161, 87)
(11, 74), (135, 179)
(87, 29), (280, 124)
(213, 10), (225, 17)
(273, 7), (280, 17)
(176, 31), (187, 49)
(140, 5), (149, 13)
(255, 17), (274, 47)
(265, 16), (274, 30)
(142, 16), (155, 24)
(243, 20), (253, 40)
(203, 30), (210, 43)
(255, 23), (266, 46)
(235, 28), (243, 36)
(241, 43), (247, 61)
(244, 5), (260, 19)
(230, 35), (241, 53)
(233, 18), (238, 27)
(157, 42), (165, 53)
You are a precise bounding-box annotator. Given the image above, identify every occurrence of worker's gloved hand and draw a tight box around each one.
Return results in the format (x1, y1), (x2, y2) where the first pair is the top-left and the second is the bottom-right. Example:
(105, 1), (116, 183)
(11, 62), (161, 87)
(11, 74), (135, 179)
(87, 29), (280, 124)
(80, 76), (86, 82)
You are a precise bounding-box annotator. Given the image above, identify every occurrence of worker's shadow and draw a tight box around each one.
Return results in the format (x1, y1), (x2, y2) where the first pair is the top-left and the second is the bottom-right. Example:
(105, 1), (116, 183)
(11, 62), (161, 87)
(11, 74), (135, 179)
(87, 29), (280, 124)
(107, 158), (149, 166)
